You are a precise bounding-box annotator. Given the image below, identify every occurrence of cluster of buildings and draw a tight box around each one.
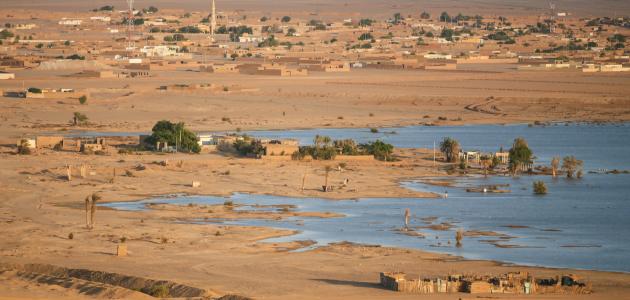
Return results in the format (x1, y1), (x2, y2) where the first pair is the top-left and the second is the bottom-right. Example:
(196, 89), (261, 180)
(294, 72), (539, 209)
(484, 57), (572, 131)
(459, 151), (510, 165)
(518, 56), (630, 72)
(18, 136), (111, 153)
(1, 4), (628, 83)
(380, 271), (591, 295)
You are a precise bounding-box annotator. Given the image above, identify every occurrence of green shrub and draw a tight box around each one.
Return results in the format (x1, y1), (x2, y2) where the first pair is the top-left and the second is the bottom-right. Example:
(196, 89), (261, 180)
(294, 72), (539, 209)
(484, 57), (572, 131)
(533, 180), (547, 195)
(148, 285), (170, 297)
(78, 95), (87, 104)
(145, 120), (201, 153)
(17, 139), (32, 155)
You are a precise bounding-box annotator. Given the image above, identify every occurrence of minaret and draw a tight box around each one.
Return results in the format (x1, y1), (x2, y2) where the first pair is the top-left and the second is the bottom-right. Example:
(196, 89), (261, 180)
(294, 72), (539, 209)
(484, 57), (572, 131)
(211, 0), (217, 42)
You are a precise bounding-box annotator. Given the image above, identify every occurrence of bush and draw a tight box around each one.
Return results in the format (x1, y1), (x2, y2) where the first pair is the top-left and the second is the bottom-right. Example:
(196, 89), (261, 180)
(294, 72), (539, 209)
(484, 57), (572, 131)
(78, 95), (87, 105)
(358, 33), (373, 41)
(370, 128), (379, 133)
(233, 138), (265, 157)
(148, 285), (170, 298)
(533, 180), (547, 195)
(27, 87), (42, 94)
(17, 139), (31, 155)
(360, 140), (394, 161)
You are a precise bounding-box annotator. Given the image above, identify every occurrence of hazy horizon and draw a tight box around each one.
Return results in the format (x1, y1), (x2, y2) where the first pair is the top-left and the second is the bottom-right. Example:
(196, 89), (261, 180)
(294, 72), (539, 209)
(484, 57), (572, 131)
(2, 0), (629, 17)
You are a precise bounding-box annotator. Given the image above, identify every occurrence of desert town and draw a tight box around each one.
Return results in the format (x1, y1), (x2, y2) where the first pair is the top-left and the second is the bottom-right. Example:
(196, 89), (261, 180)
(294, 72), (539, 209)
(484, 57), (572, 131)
(1, 0), (630, 299)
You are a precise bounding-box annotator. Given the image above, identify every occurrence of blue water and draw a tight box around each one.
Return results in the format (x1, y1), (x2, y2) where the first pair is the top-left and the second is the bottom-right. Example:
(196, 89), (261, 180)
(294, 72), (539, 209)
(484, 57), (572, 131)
(101, 124), (630, 272)
(244, 123), (630, 170)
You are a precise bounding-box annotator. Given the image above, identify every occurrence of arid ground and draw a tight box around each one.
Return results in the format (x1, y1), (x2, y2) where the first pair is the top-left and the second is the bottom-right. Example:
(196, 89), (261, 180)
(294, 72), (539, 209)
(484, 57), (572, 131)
(2, 68), (630, 139)
(1, 1), (630, 299)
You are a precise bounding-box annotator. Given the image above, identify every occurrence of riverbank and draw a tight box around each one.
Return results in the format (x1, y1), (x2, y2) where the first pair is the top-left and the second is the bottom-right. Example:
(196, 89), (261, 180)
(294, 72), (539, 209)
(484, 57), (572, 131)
(2, 69), (630, 140)
(1, 140), (630, 299)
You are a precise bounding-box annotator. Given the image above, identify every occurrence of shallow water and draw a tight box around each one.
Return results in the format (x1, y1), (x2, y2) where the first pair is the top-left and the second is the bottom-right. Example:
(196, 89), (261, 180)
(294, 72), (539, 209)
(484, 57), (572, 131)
(102, 124), (630, 272)
(245, 123), (630, 170)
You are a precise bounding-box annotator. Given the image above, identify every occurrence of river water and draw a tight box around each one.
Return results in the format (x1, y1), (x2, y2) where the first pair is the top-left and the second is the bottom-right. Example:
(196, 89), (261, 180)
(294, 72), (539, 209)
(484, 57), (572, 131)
(101, 124), (630, 272)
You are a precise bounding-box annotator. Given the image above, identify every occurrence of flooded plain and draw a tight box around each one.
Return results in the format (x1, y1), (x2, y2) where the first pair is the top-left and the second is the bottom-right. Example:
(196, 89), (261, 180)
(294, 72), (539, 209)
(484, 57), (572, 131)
(103, 124), (630, 272)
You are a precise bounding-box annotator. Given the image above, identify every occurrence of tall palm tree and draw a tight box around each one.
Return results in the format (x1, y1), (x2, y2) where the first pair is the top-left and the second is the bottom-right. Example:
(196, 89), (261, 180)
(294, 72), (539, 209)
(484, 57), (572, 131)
(439, 137), (460, 163)
(551, 156), (560, 177)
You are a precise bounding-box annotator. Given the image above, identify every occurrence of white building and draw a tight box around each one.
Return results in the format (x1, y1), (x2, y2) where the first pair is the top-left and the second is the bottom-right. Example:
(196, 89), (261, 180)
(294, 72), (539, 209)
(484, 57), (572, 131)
(90, 16), (111, 22)
(140, 45), (181, 57)
(144, 20), (167, 26)
(15, 24), (37, 30)
(424, 53), (452, 60)
(0, 72), (16, 80)
(239, 33), (264, 43)
(59, 19), (83, 26)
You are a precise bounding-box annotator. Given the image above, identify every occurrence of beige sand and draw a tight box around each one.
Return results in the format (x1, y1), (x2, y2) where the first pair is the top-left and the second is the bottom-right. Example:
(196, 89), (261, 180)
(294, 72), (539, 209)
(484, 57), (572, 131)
(1, 68), (629, 140)
(1, 146), (630, 299)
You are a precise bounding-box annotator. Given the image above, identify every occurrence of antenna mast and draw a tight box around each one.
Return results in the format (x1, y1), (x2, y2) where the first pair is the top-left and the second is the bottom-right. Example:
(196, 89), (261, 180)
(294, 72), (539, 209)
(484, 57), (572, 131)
(211, 0), (217, 43)
(549, 2), (556, 33)
(126, 0), (135, 51)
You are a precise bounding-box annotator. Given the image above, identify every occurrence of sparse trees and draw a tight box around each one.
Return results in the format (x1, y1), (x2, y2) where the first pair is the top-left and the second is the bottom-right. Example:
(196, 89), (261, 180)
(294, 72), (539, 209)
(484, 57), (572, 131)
(508, 137), (533, 174)
(562, 156), (583, 178)
(359, 19), (374, 27)
(439, 137), (460, 163)
(72, 112), (88, 126)
(440, 12), (451, 23)
(358, 32), (374, 41)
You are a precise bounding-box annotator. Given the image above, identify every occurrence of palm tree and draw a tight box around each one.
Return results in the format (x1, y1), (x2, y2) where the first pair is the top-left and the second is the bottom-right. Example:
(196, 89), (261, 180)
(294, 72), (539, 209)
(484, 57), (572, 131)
(551, 156), (560, 177)
(508, 137), (533, 175)
(439, 137), (460, 163)
(480, 155), (492, 177)
(562, 156), (583, 178)
(314, 135), (331, 148)
(89, 193), (101, 229)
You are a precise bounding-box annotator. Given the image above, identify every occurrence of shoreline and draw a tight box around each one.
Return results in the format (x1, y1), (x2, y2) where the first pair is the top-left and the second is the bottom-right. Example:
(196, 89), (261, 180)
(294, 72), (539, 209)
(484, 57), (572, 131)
(96, 187), (630, 275)
(12, 119), (630, 140)
(2, 128), (629, 298)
